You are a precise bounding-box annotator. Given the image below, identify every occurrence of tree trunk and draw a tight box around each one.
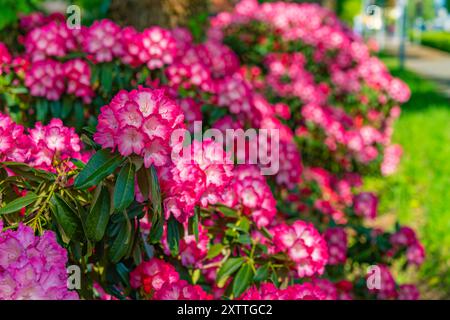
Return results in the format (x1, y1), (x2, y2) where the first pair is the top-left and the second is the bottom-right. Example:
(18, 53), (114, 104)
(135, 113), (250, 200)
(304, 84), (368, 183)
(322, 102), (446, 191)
(109, 0), (209, 30)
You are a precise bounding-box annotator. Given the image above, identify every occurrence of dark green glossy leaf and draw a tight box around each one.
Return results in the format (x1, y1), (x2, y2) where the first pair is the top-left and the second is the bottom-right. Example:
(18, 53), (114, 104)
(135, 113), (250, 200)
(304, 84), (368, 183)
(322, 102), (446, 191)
(232, 262), (254, 298)
(216, 257), (245, 285)
(167, 217), (181, 256)
(136, 165), (151, 201)
(254, 264), (270, 282)
(113, 162), (135, 212)
(49, 194), (82, 243)
(108, 221), (132, 263)
(0, 192), (38, 215)
(36, 99), (49, 122)
(86, 185), (111, 242)
(74, 149), (124, 189)
(147, 165), (163, 243)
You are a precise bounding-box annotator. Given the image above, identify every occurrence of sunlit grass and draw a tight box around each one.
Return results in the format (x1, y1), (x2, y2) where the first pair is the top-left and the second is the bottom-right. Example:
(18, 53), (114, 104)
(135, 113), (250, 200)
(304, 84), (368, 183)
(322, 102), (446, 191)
(365, 56), (450, 298)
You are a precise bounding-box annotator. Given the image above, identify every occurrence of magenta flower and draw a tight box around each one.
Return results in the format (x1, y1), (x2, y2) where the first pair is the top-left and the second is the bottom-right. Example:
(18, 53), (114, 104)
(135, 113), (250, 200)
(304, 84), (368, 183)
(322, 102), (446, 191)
(271, 220), (328, 277)
(94, 87), (185, 168)
(0, 223), (78, 300)
(25, 59), (65, 101)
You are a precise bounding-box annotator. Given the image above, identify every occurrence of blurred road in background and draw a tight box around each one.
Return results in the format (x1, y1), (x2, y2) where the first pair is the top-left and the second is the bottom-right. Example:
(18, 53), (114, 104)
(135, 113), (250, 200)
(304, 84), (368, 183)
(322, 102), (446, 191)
(386, 42), (450, 97)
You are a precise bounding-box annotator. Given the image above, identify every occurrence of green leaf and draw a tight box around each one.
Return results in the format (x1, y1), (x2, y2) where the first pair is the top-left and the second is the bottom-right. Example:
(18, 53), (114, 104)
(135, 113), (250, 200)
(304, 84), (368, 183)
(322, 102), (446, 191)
(36, 99), (49, 122)
(189, 206), (200, 242)
(101, 63), (113, 94)
(206, 243), (224, 260)
(74, 149), (124, 189)
(61, 100), (73, 119)
(167, 217), (181, 256)
(0, 192), (38, 215)
(232, 263), (254, 298)
(147, 165), (163, 243)
(1, 162), (55, 182)
(254, 264), (270, 282)
(113, 162), (135, 212)
(149, 165), (161, 215)
(70, 158), (86, 169)
(215, 204), (238, 217)
(50, 100), (61, 118)
(148, 213), (163, 244)
(216, 257), (245, 286)
(49, 194), (82, 243)
(136, 165), (151, 201)
(86, 185), (111, 242)
(108, 221), (132, 263)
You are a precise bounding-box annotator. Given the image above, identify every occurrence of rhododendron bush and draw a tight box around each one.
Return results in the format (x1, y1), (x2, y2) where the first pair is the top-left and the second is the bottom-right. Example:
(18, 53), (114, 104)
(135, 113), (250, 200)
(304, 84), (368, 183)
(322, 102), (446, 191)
(0, 1), (424, 300)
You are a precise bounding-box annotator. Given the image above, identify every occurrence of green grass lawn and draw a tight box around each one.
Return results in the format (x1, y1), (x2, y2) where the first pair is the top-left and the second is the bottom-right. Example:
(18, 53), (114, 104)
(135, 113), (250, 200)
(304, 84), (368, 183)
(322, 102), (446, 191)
(365, 57), (450, 298)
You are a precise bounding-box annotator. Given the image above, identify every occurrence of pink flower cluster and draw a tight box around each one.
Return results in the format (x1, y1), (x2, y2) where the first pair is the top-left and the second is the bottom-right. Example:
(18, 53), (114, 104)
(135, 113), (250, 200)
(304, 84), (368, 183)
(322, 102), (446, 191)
(94, 87), (184, 168)
(158, 139), (234, 223)
(162, 224), (209, 268)
(353, 192), (378, 220)
(381, 144), (403, 176)
(304, 167), (362, 223)
(130, 258), (211, 300)
(240, 282), (326, 300)
(24, 21), (78, 62)
(0, 223), (78, 300)
(25, 58), (94, 102)
(81, 19), (124, 63)
(0, 113), (31, 163)
(222, 165), (276, 228)
(141, 27), (178, 69)
(211, 0), (410, 175)
(25, 59), (65, 100)
(28, 119), (84, 172)
(0, 113), (84, 172)
(390, 227), (425, 266)
(324, 227), (347, 265)
(63, 59), (95, 103)
(367, 265), (419, 300)
(0, 42), (11, 75)
(270, 220), (328, 277)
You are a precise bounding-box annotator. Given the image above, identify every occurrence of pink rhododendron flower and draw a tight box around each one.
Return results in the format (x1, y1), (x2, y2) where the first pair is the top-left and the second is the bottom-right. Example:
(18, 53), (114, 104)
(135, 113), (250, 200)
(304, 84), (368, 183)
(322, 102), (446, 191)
(390, 227), (425, 266)
(25, 59), (65, 100)
(312, 278), (338, 300)
(381, 144), (403, 176)
(0, 113), (31, 163)
(28, 119), (83, 172)
(162, 224), (209, 268)
(94, 87), (185, 168)
(81, 19), (124, 63)
(223, 165), (277, 228)
(270, 220), (328, 277)
(24, 21), (77, 62)
(368, 265), (397, 299)
(0, 223), (78, 300)
(153, 280), (212, 300)
(398, 284), (420, 300)
(217, 73), (253, 114)
(130, 258), (211, 300)
(130, 258), (180, 294)
(63, 59), (94, 103)
(324, 227), (347, 265)
(158, 139), (233, 223)
(240, 282), (326, 300)
(0, 42), (11, 75)
(141, 27), (178, 69)
(353, 192), (378, 219)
